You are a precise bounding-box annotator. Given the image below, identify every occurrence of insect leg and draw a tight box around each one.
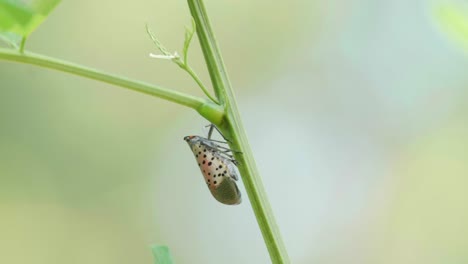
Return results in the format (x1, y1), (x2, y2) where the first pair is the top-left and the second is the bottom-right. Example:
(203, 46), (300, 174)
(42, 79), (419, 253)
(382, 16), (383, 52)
(205, 124), (233, 143)
(207, 124), (215, 140)
(206, 138), (229, 145)
(211, 143), (242, 154)
(198, 136), (241, 153)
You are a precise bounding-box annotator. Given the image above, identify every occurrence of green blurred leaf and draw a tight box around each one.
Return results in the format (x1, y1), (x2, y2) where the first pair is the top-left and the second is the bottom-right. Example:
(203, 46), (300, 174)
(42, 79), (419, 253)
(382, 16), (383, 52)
(433, 2), (468, 52)
(151, 245), (174, 264)
(0, 0), (61, 47)
(0, 31), (21, 48)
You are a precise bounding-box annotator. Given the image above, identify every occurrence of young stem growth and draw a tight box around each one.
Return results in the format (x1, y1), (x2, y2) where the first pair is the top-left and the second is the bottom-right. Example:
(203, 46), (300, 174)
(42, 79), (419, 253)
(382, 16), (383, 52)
(146, 23), (219, 104)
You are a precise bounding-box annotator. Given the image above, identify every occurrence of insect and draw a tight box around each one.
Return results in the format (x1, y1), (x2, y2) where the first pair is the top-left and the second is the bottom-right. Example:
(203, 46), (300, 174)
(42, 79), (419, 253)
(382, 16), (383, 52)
(184, 125), (241, 205)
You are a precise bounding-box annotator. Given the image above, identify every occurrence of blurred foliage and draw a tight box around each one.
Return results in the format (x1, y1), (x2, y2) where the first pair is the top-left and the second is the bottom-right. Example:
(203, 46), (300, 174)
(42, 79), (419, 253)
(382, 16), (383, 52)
(0, 0), (60, 47)
(377, 116), (468, 264)
(151, 245), (174, 264)
(433, 2), (468, 52)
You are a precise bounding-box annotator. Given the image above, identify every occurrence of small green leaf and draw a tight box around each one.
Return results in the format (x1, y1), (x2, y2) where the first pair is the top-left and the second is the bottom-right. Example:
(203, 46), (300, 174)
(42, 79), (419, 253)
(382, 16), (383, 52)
(151, 245), (174, 264)
(433, 2), (468, 52)
(0, 0), (61, 48)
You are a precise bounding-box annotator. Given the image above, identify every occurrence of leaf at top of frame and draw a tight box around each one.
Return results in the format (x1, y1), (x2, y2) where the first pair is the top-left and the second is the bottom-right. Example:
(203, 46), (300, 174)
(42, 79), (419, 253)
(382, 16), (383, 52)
(0, 0), (61, 48)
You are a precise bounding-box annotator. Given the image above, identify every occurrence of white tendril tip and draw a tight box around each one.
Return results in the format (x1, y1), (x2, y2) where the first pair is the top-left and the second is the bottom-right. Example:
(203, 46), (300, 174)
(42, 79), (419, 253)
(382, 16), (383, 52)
(149, 53), (176, 60)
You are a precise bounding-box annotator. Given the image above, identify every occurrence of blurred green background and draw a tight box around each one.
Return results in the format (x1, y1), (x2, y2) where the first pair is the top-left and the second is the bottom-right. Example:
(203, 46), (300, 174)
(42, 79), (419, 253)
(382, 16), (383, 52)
(1, 0), (468, 263)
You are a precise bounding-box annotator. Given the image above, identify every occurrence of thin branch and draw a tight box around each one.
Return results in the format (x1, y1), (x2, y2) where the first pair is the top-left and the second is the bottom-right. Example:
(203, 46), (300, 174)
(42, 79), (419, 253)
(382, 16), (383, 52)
(186, 1), (229, 105)
(0, 48), (224, 124)
(177, 63), (219, 104)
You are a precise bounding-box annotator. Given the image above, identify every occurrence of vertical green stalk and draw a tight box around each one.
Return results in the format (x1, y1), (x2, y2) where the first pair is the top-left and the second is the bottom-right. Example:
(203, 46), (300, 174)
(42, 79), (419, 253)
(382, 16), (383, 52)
(187, 1), (290, 263)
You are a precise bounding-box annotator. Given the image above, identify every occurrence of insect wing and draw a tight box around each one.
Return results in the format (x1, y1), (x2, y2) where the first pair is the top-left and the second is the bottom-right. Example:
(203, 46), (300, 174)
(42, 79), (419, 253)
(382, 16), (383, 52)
(184, 136), (241, 205)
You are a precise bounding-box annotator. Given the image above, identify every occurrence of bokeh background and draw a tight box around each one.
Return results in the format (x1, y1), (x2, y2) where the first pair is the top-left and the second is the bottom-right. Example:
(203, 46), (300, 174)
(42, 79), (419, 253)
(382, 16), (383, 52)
(1, 0), (468, 263)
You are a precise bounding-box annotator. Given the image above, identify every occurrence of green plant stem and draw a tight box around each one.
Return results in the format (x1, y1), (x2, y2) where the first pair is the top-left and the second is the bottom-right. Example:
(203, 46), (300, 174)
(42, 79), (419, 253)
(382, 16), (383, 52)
(177, 63), (219, 104)
(187, 1), (290, 263)
(186, 2), (227, 105)
(0, 48), (224, 124)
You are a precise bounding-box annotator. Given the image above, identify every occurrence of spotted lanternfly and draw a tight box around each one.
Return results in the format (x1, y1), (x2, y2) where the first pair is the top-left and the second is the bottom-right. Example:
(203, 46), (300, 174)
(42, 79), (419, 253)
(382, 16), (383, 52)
(184, 125), (241, 205)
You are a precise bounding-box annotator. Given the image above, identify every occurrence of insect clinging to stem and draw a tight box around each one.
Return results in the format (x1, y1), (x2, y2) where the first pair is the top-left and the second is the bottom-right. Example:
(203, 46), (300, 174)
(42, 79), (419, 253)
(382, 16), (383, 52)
(184, 124), (242, 205)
